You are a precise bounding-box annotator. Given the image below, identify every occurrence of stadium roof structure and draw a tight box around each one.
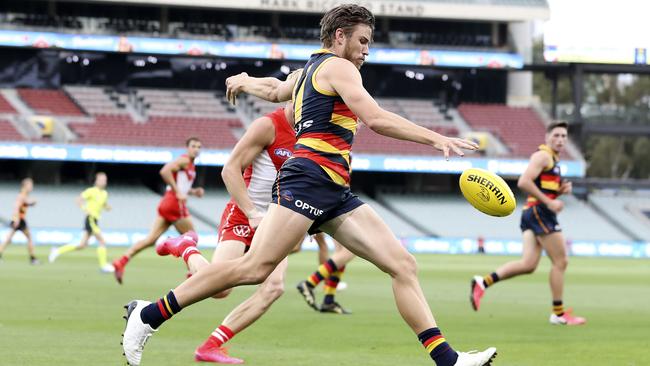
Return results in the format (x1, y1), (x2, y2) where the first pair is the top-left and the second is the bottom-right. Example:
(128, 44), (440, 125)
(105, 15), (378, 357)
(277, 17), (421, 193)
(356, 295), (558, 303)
(62, 0), (549, 21)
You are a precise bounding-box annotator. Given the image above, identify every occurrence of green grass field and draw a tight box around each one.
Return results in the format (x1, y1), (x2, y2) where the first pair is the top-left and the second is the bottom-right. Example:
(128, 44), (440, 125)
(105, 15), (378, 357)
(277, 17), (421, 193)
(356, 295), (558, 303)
(1, 246), (648, 366)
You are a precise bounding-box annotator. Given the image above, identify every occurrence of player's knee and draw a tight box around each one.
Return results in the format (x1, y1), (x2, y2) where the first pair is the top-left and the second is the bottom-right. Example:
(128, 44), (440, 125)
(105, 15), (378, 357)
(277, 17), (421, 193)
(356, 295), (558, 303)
(244, 261), (276, 285)
(212, 288), (233, 299)
(554, 256), (568, 271)
(521, 261), (538, 274)
(392, 252), (418, 279)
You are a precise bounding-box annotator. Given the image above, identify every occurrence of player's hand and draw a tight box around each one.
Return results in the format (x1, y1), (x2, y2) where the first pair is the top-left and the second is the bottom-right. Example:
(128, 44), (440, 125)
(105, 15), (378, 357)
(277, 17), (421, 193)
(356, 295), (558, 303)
(11, 220), (19, 229)
(559, 180), (572, 195)
(546, 199), (564, 213)
(246, 209), (264, 229)
(176, 191), (188, 204)
(191, 187), (205, 198)
(225, 72), (249, 106)
(433, 136), (478, 160)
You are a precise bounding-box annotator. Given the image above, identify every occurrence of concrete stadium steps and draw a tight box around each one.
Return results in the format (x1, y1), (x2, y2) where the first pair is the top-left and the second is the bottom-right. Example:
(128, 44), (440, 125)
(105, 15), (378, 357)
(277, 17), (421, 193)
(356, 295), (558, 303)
(380, 192), (631, 241)
(589, 191), (650, 241)
(355, 193), (425, 238)
(0, 184), (217, 232)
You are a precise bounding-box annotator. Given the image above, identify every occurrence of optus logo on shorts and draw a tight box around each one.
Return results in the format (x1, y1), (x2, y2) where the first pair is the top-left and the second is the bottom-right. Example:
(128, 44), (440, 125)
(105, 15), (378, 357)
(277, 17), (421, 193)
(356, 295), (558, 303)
(295, 199), (323, 217)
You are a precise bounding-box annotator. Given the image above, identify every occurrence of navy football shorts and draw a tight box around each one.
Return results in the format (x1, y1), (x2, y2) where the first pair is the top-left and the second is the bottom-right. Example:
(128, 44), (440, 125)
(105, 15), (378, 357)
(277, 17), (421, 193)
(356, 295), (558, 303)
(520, 204), (561, 235)
(271, 157), (364, 234)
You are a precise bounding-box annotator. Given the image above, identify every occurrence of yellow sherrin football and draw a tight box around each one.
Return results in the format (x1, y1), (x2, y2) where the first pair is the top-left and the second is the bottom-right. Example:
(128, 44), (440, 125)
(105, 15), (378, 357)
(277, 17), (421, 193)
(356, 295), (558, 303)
(459, 168), (516, 217)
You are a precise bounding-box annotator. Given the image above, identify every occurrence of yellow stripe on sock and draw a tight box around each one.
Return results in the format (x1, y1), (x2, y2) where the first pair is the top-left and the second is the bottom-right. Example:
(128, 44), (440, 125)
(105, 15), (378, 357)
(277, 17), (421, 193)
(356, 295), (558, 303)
(484, 275), (493, 286)
(324, 286), (337, 295)
(163, 296), (175, 315)
(425, 338), (446, 353)
(317, 265), (331, 278)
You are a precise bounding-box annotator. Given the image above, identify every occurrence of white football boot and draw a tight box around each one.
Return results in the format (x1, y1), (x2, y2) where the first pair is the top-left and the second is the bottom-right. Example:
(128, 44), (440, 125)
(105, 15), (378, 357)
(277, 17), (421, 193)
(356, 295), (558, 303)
(122, 300), (157, 366)
(48, 247), (59, 263)
(454, 347), (497, 366)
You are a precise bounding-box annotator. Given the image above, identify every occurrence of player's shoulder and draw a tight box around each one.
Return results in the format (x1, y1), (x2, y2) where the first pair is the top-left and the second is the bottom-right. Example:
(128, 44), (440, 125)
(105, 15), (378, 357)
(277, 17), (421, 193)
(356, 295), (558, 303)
(529, 150), (554, 169)
(323, 56), (356, 72)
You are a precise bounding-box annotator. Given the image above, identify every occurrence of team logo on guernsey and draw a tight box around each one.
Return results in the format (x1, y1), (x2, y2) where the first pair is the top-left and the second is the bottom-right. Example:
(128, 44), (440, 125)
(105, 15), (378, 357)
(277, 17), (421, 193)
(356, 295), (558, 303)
(274, 148), (292, 159)
(280, 190), (294, 202)
(233, 225), (252, 238)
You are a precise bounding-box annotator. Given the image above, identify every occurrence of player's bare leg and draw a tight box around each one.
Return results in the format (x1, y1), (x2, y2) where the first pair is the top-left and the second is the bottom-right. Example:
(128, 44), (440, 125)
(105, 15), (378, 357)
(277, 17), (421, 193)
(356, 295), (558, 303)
(22, 228), (39, 264)
(112, 216), (170, 283)
(123, 205), (495, 365)
(194, 258), (289, 364)
(0, 228), (17, 258)
(539, 232), (584, 325)
(127, 216), (171, 257)
(321, 205), (435, 332)
(172, 217), (195, 235)
(537, 232), (567, 301)
(470, 230), (541, 311)
(221, 257), (287, 332)
(496, 230), (542, 279)
(173, 204), (311, 305)
(321, 204), (495, 364)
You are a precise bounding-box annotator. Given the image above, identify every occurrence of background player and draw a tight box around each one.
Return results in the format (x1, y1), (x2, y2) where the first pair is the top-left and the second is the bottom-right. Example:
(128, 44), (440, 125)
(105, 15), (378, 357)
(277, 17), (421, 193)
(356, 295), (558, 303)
(297, 233), (356, 314)
(122, 5), (495, 366)
(470, 121), (586, 326)
(111, 137), (204, 284)
(0, 178), (39, 265)
(156, 104), (295, 364)
(48, 172), (114, 272)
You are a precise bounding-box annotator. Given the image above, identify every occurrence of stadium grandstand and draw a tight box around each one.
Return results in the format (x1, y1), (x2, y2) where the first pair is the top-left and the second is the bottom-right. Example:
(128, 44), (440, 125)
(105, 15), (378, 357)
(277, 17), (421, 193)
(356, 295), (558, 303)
(0, 1), (648, 364)
(1, 0), (646, 248)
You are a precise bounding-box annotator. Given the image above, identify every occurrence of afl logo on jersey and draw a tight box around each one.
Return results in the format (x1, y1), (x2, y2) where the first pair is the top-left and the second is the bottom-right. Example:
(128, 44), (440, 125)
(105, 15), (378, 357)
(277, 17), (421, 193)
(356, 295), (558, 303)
(274, 148), (292, 159)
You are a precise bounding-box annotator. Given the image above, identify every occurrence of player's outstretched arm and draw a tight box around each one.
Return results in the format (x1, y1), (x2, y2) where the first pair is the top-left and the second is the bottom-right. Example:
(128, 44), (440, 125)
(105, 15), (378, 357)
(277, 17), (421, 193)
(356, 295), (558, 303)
(221, 116), (276, 228)
(323, 59), (477, 159)
(225, 69), (302, 105)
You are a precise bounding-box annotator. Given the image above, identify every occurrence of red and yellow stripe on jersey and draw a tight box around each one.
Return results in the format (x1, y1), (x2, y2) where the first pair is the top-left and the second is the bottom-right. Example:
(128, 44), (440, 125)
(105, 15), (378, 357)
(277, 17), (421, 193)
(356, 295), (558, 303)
(524, 144), (562, 209)
(292, 49), (358, 186)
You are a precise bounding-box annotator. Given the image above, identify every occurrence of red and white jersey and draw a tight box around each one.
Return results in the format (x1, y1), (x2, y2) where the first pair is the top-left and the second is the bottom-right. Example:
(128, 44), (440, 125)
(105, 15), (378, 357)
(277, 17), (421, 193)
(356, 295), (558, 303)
(167, 154), (196, 196)
(242, 108), (295, 213)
